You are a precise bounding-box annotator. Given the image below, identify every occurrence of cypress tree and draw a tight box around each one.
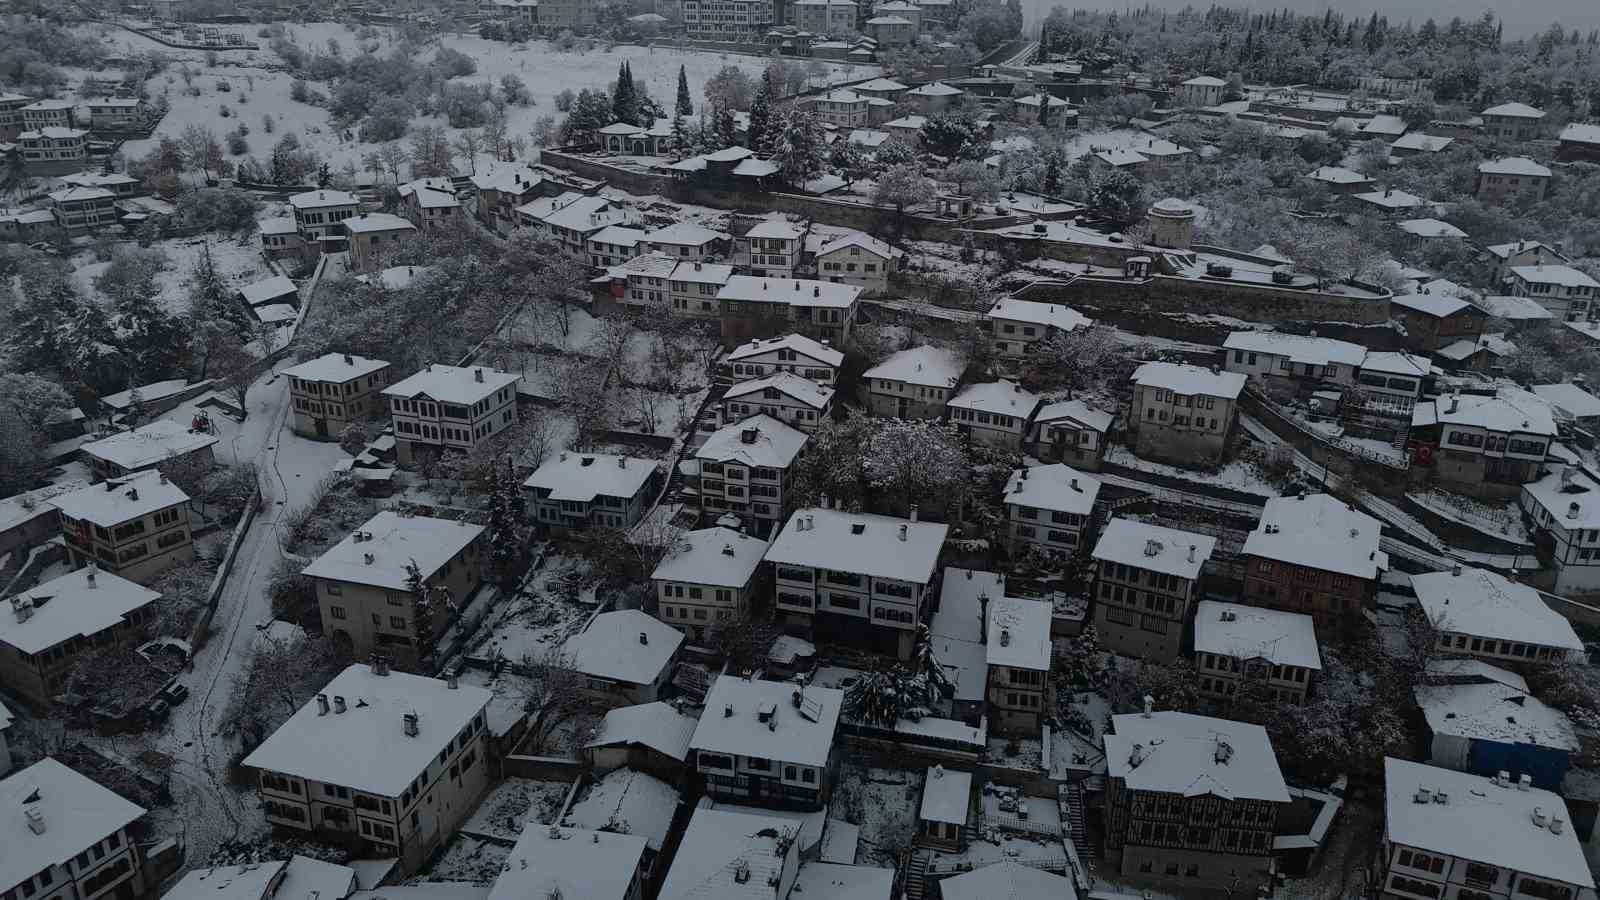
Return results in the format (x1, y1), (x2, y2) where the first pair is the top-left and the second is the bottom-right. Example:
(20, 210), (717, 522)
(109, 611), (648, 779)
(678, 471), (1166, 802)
(675, 64), (694, 117)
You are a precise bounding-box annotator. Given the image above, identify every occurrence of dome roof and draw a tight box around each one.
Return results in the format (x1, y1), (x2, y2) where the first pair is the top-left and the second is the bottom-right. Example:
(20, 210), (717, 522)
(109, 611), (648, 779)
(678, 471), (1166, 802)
(1150, 197), (1194, 215)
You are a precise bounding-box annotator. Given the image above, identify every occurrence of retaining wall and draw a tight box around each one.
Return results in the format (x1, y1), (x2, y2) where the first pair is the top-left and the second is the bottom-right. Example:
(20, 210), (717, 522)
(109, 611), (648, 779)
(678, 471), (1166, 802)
(1016, 273), (1392, 327)
(187, 487), (261, 653)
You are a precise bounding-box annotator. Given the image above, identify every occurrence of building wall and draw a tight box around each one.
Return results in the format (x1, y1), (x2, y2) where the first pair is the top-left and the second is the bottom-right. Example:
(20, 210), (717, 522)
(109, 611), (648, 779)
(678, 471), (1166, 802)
(60, 501), (194, 586)
(1026, 422), (1105, 471)
(698, 458), (789, 536)
(88, 445), (214, 483)
(1476, 172), (1550, 206)
(0, 825), (146, 900)
(1241, 555), (1372, 634)
(722, 391), (829, 433)
(1194, 652), (1312, 703)
(1128, 383), (1233, 466)
(1104, 780), (1279, 894)
(349, 228), (413, 273)
(290, 366), (392, 441)
(986, 662), (1052, 735)
(1006, 502), (1088, 560)
(864, 379), (950, 420)
(772, 563), (925, 660)
(316, 537), (483, 663)
(1092, 563), (1193, 662)
(657, 577), (755, 643)
(390, 384), (518, 466)
(1482, 114), (1542, 142)
(816, 246), (894, 295)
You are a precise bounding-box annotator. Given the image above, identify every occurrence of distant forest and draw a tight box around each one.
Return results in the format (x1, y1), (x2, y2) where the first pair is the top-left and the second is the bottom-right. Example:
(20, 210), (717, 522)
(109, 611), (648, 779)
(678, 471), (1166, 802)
(1042, 7), (1600, 116)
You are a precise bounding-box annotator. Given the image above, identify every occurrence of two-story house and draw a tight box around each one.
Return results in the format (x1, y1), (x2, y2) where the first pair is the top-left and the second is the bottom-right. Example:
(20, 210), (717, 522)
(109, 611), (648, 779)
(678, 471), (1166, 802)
(1176, 75), (1226, 107)
(721, 372), (835, 434)
(524, 452), (661, 533)
(725, 334), (842, 386)
(383, 363), (520, 467)
(302, 511), (485, 664)
(765, 507), (948, 660)
(1507, 265), (1600, 322)
(80, 419), (217, 483)
(1521, 465), (1600, 593)
(813, 232), (902, 297)
(862, 345), (963, 420)
(645, 222), (731, 261)
(652, 526), (770, 642)
(1091, 518), (1216, 662)
(258, 216), (302, 260)
(0, 92), (29, 140)
(0, 567), (160, 708)
(491, 826), (648, 900)
(1476, 157), (1552, 206)
(689, 676), (843, 810)
(344, 213), (417, 273)
(985, 597), (1053, 735)
(1479, 101), (1546, 142)
(1242, 493), (1385, 634)
(517, 192), (640, 253)
(284, 353), (392, 441)
(1103, 711), (1290, 894)
(790, 0), (858, 33)
(1413, 681), (1577, 791)
(1305, 165), (1374, 196)
(681, 0), (775, 39)
(613, 251), (680, 312)
(1221, 331), (1365, 395)
(468, 164), (542, 235)
(1390, 289), (1487, 354)
(18, 128), (88, 168)
(0, 758), (149, 900)
(659, 808), (801, 900)
(1377, 758), (1596, 900)
(47, 187), (118, 234)
(1025, 399), (1113, 471)
(985, 297), (1093, 362)
(668, 260), (735, 320)
(717, 276), (862, 348)
(398, 177), (462, 232)
(1414, 390), (1557, 496)
(1412, 566), (1585, 670)
(1192, 601), (1320, 704)
(243, 663), (493, 874)
(1485, 240), (1570, 289)
(1128, 362), (1245, 466)
(947, 381), (1040, 452)
(738, 220), (805, 278)
(559, 610), (684, 708)
(905, 81), (964, 114)
(810, 89), (870, 126)
(1558, 122), (1600, 163)
(1003, 464), (1100, 561)
(694, 415), (809, 537)
(51, 472), (193, 585)
(288, 189), (360, 250)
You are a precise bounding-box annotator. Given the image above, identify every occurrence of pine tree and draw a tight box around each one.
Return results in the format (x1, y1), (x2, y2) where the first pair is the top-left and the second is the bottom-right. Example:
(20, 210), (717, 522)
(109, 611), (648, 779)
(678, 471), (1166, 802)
(749, 68), (773, 155)
(405, 559), (450, 665)
(669, 113), (690, 159)
(774, 107), (825, 185)
(716, 106), (737, 148)
(675, 64), (693, 117)
(613, 61), (638, 125)
(485, 458), (527, 587)
(187, 243), (253, 341)
(114, 286), (189, 380)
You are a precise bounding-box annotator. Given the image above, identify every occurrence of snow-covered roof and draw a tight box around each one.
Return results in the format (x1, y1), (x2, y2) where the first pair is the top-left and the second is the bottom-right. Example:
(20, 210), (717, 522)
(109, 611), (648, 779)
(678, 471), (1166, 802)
(343, 212), (415, 235)
(618, 251), (678, 278)
(846, 129), (889, 148)
(724, 372), (835, 410)
(81, 419), (218, 471)
(1532, 383), (1600, 419)
(919, 765), (971, 824)
(1390, 289), (1472, 318)
(588, 224), (647, 247)
(1003, 463), (1100, 516)
(524, 452), (659, 504)
(491, 826), (647, 900)
(695, 414), (809, 471)
(98, 379), (194, 411)
(1383, 758), (1592, 889)
(563, 767), (680, 851)
(1244, 493), (1383, 579)
(60, 172), (137, 188)
(243, 664), (490, 797)
(301, 511), (485, 592)
(1559, 122), (1600, 145)
(162, 861), (291, 900)
(816, 230), (900, 260)
(1412, 567), (1583, 652)
(1182, 75), (1226, 86)
(519, 193), (637, 233)
(1510, 264), (1600, 289)
(1398, 218), (1467, 239)
(864, 345), (963, 387)
(1430, 388), (1557, 436)
(718, 276), (861, 310)
(0, 566), (160, 655)
(1034, 398), (1113, 433)
(1015, 92), (1070, 108)
(1360, 114), (1408, 136)
(257, 215), (297, 235)
(468, 163), (541, 193)
(647, 222), (730, 247)
(652, 527), (770, 588)
(671, 260), (735, 285)
(1478, 156), (1552, 177)
(691, 677), (842, 767)
(1486, 239), (1567, 261)
(1193, 601), (1320, 670)
(1523, 467), (1600, 530)
(599, 121), (647, 136)
(0, 759), (147, 894)
(1105, 711), (1289, 803)
(1481, 101), (1545, 119)
(948, 380), (1039, 417)
(1437, 336), (1513, 361)
(19, 127), (87, 140)
(744, 219), (803, 240)
(1094, 147), (1147, 167)
(238, 273), (298, 307)
(1306, 165), (1369, 185)
(1390, 132), (1453, 152)
(382, 362), (518, 405)
(1425, 658), (1528, 691)
(909, 81), (962, 96)
(1415, 681), (1577, 751)
(1354, 188), (1426, 209)
(586, 701), (699, 762)
(885, 114), (927, 129)
(767, 508), (947, 584)
(816, 88), (867, 104)
(562, 610), (683, 686)
(1223, 331), (1366, 367)
(1132, 361), (1245, 398)
(986, 597), (1050, 670)
(283, 352), (389, 383)
(789, 863), (893, 900)
(933, 567), (1004, 646)
(985, 296), (1091, 331)
(21, 99), (73, 110)
(1092, 518), (1216, 581)
(276, 855), (358, 900)
(853, 77), (909, 92)
(288, 189), (358, 209)
(939, 862), (1078, 900)
(399, 176), (460, 208)
(48, 186), (114, 203)
(659, 807), (796, 900)
(50, 471), (189, 527)
(727, 333), (843, 367)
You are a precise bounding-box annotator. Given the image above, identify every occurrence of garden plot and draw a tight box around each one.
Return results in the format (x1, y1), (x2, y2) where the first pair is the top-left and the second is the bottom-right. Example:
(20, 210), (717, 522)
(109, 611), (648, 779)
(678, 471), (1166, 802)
(460, 777), (573, 841)
(460, 556), (597, 665)
(829, 762), (923, 866)
(422, 834), (511, 883)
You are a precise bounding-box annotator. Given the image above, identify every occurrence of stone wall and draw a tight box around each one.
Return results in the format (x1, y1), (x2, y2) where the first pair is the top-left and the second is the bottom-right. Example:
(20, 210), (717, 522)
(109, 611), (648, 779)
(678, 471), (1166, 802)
(537, 150), (673, 196)
(1015, 274), (1392, 327)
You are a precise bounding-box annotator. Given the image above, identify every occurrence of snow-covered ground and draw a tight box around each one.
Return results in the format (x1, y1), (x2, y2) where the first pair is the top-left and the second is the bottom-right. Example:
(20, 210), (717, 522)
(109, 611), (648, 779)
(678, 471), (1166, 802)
(1103, 444), (1283, 498)
(1407, 489), (1530, 544)
(460, 777), (573, 841)
(460, 556), (597, 664)
(70, 234), (269, 318)
(829, 762), (922, 867)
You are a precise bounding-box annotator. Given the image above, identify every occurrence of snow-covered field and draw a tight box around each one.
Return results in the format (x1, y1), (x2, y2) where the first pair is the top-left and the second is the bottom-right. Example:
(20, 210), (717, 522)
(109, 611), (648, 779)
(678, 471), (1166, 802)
(460, 777), (574, 841)
(74, 23), (874, 178)
(71, 233), (269, 317)
(829, 762), (922, 866)
(1103, 444), (1283, 498)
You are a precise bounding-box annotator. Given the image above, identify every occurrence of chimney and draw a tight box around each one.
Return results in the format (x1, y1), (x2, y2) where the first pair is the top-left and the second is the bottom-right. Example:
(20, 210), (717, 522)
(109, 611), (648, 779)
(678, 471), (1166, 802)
(372, 654), (390, 676)
(1187, 544), (1196, 563)
(1142, 694), (1154, 718)
(722, 544), (736, 557)
(316, 694), (329, 715)
(639, 631), (649, 645)
(999, 627), (1011, 646)
(1452, 564), (1462, 576)
(619, 457), (627, 468)
(813, 286), (820, 297)
(1534, 807), (1548, 827)
(475, 368), (484, 383)
(447, 669), (459, 689)
(1129, 743), (1145, 767)
(909, 504), (918, 522)
(1552, 815), (1566, 835)
(364, 552), (375, 565)
(333, 696), (346, 714)
(978, 592), (989, 643)
(898, 524), (907, 541)
(127, 488), (138, 501)
(403, 713), (419, 737)
(1568, 502), (1580, 520)
(24, 808), (45, 835)
(1519, 774), (1532, 791)
(741, 427), (758, 444)
(86, 566), (96, 587)
(793, 281), (799, 291)
(344, 353), (353, 365)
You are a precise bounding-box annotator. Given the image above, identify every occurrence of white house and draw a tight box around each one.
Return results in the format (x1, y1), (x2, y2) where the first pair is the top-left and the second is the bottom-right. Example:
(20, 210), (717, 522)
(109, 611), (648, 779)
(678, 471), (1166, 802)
(1025, 399), (1113, 471)
(1003, 464), (1099, 560)
(1480, 101), (1547, 141)
(243, 663), (494, 873)
(725, 334), (843, 386)
(644, 222), (730, 260)
(517, 192), (640, 252)
(1378, 758), (1595, 900)
(383, 363), (520, 466)
(397, 177), (461, 232)
(1221, 331), (1365, 392)
(80, 419), (218, 482)
(1192, 601), (1320, 704)
(946, 381), (1040, 451)
(1507, 265), (1599, 322)
(668, 260), (735, 320)
(812, 231), (901, 296)
(288, 189), (360, 245)
(694, 414), (809, 537)
(1521, 465), (1600, 593)
(652, 526), (770, 642)
(0, 758), (149, 900)
(1128, 362), (1245, 466)
(1176, 75), (1226, 107)
(766, 507), (948, 659)
(613, 251), (679, 312)
(1091, 518), (1214, 662)
(863, 345), (964, 420)
(559, 609), (683, 708)
(1417, 389), (1557, 493)
(689, 677), (843, 809)
(721, 372), (835, 434)
(739, 219), (806, 278)
(986, 297), (1092, 361)
(1412, 566), (1585, 669)
(523, 452), (661, 533)
(586, 224), (648, 268)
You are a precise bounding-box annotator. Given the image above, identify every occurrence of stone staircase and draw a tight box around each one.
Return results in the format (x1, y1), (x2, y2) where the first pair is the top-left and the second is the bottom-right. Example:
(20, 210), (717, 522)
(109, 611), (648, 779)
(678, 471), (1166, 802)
(901, 848), (931, 900)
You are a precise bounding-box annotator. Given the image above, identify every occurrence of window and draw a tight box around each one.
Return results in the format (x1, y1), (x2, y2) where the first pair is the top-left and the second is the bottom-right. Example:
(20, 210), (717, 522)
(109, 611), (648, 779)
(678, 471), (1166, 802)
(330, 606), (347, 620)
(1517, 877), (1574, 900)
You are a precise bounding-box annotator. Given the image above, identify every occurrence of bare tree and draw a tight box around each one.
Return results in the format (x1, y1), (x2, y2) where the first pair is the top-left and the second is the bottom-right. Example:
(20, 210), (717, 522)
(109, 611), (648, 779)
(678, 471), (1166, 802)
(376, 141), (410, 183)
(451, 129), (484, 174)
(513, 648), (589, 755)
(222, 637), (346, 747)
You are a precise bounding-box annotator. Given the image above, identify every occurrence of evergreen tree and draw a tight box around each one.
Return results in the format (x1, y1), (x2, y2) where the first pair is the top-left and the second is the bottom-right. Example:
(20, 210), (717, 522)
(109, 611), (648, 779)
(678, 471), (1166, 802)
(612, 61), (638, 125)
(749, 68), (774, 155)
(675, 64), (694, 117)
(485, 458), (527, 587)
(187, 243), (253, 341)
(716, 106), (737, 148)
(404, 560), (449, 664)
(114, 285), (189, 380)
(773, 107), (825, 185)
(669, 113), (690, 159)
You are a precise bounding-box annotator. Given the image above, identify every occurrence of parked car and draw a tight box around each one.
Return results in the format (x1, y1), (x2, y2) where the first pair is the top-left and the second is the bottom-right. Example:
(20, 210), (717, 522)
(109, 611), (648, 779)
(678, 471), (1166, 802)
(160, 682), (190, 706)
(145, 698), (171, 724)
